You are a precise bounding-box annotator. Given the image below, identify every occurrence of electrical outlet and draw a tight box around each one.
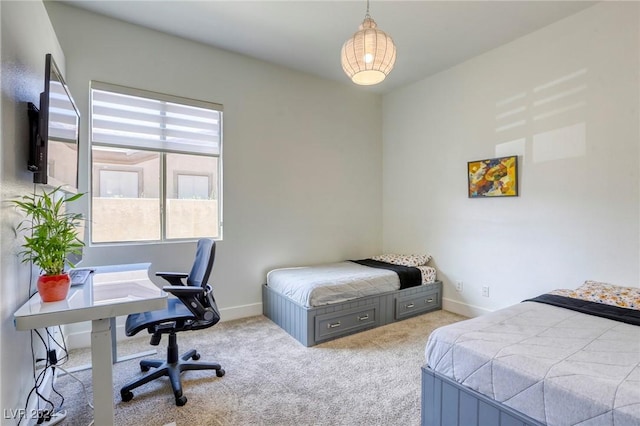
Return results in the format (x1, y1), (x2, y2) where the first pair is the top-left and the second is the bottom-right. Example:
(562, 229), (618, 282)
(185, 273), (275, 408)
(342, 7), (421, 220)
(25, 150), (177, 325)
(455, 281), (463, 292)
(482, 286), (490, 297)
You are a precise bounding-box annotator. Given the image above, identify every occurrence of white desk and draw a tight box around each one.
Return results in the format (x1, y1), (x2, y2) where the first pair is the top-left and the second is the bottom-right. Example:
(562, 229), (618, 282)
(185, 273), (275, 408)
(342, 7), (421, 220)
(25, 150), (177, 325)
(14, 264), (167, 426)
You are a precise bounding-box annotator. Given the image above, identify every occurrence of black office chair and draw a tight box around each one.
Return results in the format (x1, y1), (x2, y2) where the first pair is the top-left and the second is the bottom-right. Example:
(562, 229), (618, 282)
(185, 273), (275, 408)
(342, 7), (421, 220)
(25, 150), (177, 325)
(120, 239), (224, 406)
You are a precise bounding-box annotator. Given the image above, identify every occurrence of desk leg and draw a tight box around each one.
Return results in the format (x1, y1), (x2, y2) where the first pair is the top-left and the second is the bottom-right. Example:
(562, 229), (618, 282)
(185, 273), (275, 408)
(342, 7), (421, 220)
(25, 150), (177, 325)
(110, 317), (118, 361)
(91, 318), (114, 426)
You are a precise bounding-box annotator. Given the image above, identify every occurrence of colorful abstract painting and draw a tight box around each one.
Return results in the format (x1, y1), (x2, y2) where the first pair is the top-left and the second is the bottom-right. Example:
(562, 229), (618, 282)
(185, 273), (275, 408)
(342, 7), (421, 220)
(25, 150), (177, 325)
(467, 155), (518, 198)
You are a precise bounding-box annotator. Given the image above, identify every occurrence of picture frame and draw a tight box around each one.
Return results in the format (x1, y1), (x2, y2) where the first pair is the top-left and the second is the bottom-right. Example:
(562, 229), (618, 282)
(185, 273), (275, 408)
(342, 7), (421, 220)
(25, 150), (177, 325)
(467, 155), (518, 198)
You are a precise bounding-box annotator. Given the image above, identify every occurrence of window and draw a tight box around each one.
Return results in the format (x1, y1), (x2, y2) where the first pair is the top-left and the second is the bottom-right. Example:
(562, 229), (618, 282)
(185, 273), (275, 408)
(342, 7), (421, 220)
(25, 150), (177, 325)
(176, 173), (210, 200)
(90, 82), (222, 243)
(99, 169), (141, 198)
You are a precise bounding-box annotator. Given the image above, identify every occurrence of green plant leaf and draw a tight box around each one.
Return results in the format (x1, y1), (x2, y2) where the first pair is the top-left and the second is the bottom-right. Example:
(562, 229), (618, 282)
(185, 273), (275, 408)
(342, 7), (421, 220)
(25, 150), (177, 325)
(11, 187), (85, 276)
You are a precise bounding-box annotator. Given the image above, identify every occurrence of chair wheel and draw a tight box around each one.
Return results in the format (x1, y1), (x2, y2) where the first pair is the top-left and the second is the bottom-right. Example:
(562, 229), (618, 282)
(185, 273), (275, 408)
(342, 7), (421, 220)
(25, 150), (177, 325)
(191, 352), (200, 361)
(121, 391), (134, 402)
(216, 368), (225, 377)
(176, 395), (187, 406)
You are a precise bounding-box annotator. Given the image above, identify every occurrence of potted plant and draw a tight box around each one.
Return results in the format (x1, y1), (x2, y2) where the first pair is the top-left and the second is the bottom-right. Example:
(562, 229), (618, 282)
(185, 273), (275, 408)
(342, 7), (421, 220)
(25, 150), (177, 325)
(12, 187), (84, 302)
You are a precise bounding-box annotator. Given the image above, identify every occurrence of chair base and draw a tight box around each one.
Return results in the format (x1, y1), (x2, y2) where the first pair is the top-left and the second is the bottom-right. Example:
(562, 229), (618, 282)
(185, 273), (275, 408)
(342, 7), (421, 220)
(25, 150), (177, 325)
(120, 333), (224, 406)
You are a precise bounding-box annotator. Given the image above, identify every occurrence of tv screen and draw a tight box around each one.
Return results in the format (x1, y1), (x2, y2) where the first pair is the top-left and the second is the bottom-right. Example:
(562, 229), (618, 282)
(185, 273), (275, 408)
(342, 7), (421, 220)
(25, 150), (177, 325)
(29, 53), (80, 192)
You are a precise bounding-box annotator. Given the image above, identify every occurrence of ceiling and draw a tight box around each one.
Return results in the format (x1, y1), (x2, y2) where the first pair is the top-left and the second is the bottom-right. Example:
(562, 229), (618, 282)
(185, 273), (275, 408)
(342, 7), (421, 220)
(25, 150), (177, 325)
(59, 0), (597, 94)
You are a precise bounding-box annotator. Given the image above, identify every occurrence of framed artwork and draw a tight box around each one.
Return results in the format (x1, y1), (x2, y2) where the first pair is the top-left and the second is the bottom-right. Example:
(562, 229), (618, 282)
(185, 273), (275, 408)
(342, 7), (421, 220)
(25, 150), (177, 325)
(467, 155), (518, 198)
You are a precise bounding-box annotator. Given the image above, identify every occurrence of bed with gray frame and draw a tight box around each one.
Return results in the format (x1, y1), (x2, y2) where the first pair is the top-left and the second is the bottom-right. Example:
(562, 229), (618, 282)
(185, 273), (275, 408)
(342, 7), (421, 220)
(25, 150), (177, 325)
(262, 259), (441, 346)
(421, 284), (640, 426)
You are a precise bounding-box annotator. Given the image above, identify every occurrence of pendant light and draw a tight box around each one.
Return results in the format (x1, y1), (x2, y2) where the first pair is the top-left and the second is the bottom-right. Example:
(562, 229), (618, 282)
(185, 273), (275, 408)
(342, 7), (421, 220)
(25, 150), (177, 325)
(341, 0), (397, 85)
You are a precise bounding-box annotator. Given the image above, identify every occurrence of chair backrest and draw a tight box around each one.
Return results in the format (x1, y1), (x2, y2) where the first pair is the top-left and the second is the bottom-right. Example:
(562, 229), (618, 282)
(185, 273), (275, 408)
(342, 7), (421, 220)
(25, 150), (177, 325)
(187, 239), (216, 288)
(186, 239), (220, 326)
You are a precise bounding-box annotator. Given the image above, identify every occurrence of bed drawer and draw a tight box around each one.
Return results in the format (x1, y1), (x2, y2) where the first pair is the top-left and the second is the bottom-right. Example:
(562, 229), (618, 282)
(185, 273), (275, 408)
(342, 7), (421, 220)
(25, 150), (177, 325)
(315, 305), (378, 341)
(395, 289), (440, 320)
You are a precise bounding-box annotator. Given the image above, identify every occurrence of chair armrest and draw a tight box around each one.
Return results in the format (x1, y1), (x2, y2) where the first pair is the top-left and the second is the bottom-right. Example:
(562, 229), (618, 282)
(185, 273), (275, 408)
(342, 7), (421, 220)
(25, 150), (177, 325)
(156, 271), (189, 286)
(162, 285), (218, 322)
(162, 285), (204, 296)
(162, 285), (210, 319)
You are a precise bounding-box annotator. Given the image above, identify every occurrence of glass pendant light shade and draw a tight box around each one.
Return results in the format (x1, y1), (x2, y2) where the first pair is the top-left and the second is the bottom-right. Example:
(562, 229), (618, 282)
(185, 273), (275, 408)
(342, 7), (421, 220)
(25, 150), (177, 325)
(341, 14), (396, 85)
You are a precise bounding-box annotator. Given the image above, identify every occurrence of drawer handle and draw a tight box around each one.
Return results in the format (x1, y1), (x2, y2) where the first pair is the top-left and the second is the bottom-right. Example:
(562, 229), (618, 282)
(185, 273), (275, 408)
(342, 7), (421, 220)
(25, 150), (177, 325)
(358, 314), (369, 321)
(328, 321), (341, 329)
(426, 298), (434, 303)
(405, 303), (415, 309)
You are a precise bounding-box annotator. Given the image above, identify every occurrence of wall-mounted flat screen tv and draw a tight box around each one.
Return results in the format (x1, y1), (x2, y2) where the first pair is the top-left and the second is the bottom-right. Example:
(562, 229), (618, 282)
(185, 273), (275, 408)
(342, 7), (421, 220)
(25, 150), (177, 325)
(28, 53), (80, 192)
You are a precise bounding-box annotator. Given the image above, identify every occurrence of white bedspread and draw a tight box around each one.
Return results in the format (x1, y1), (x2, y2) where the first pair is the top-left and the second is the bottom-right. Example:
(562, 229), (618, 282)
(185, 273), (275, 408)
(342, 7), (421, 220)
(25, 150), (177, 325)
(266, 261), (400, 307)
(425, 301), (640, 425)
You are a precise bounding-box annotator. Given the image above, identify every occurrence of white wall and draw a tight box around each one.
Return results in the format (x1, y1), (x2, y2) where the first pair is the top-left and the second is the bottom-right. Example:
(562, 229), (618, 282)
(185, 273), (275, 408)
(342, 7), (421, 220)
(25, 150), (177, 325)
(382, 2), (640, 317)
(0, 0), (67, 419)
(44, 2), (383, 341)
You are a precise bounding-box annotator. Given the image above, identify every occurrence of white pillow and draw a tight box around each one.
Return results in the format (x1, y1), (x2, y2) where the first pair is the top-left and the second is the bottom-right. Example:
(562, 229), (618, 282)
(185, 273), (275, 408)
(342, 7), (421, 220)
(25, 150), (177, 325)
(371, 253), (431, 267)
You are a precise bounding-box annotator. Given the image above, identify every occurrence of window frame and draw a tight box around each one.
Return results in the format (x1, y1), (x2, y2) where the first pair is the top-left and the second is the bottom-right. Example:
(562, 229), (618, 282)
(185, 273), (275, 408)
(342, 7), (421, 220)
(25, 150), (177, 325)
(89, 81), (223, 245)
(174, 171), (213, 200)
(97, 166), (144, 198)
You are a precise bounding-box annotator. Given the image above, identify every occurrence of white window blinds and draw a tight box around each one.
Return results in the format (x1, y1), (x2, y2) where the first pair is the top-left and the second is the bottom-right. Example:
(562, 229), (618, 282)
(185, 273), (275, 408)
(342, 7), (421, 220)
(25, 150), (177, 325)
(91, 82), (222, 155)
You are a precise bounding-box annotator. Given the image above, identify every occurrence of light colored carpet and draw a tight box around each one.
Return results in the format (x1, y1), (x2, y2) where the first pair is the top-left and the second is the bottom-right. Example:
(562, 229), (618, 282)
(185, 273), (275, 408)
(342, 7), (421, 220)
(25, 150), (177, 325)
(53, 311), (465, 426)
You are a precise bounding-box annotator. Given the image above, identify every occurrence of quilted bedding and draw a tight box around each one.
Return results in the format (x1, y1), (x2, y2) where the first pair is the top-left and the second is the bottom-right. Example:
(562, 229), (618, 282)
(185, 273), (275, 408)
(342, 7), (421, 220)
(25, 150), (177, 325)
(267, 261), (436, 307)
(425, 300), (640, 425)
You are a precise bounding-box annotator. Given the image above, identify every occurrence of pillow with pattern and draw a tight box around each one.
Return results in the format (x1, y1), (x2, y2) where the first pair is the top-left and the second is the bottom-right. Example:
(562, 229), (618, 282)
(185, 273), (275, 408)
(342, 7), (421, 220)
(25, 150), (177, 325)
(550, 280), (640, 310)
(371, 253), (431, 267)
(416, 266), (437, 284)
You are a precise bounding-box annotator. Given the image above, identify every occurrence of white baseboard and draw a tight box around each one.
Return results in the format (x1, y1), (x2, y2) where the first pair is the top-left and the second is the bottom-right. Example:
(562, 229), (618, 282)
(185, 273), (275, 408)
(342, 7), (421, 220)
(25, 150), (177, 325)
(442, 298), (492, 318)
(219, 302), (263, 321)
(65, 302), (264, 350)
(65, 299), (488, 350)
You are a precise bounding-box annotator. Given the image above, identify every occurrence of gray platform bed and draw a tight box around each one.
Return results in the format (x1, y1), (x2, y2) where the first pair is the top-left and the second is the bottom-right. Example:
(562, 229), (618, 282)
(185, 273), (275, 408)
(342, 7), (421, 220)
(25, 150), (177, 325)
(421, 367), (544, 426)
(420, 294), (640, 426)
(263, 281), (443, 346)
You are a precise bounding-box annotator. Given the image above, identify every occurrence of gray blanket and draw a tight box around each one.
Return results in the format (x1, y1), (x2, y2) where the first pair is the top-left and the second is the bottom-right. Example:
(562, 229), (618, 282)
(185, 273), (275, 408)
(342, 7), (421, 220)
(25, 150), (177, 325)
(425, 301), (640, 425)
(266, 261), (399, 307)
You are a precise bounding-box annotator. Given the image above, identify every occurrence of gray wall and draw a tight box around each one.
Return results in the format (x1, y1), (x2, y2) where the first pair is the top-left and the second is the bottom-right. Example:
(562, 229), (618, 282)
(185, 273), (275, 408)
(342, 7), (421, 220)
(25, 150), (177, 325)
(44, 1), (383, 343)
(382, 2), (640, 316)
(0, 0), (67, 419)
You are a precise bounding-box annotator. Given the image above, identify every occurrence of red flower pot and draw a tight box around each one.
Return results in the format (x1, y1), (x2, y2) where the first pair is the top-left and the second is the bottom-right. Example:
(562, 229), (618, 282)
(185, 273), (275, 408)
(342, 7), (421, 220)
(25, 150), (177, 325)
(37, 273), (71, 302)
